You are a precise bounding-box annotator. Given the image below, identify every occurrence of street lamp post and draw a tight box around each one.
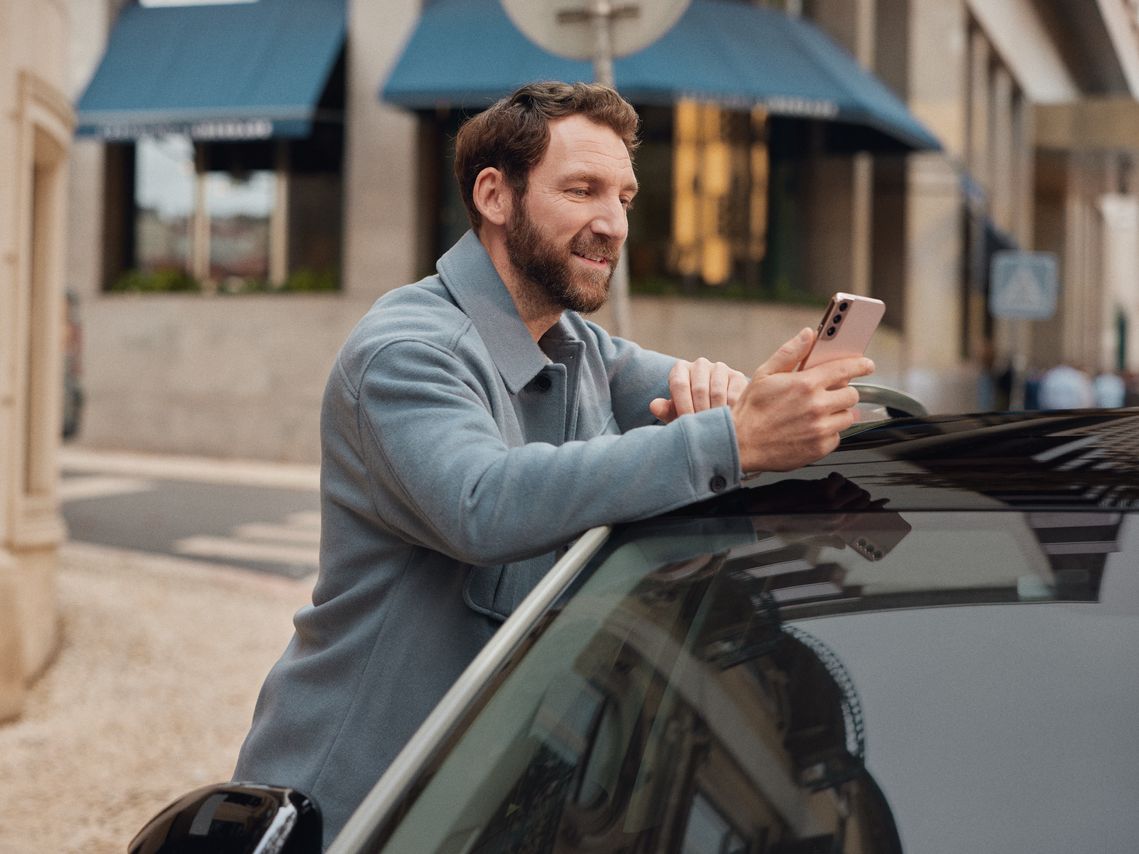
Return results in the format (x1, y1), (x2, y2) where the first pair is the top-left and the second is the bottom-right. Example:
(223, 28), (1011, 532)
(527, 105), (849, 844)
(501, 0), (690, 339)
(555, 0), (640, 337)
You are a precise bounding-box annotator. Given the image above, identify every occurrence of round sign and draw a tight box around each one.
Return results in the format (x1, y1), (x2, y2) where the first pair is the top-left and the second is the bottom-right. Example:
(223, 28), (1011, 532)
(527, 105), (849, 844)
(501, 0), (691, 61)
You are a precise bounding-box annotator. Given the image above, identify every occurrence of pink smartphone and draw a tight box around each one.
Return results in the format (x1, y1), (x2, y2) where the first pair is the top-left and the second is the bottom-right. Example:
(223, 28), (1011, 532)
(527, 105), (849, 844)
(798, 292), (885, 371)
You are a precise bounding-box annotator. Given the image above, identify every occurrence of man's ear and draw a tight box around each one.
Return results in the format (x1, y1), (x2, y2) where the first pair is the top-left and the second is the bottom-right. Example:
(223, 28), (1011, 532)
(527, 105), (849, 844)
(472, 167), (513, 227)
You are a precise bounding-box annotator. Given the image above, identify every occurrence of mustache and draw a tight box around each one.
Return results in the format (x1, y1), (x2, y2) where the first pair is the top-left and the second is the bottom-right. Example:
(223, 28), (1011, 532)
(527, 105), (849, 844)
(570, 235), (620, 265)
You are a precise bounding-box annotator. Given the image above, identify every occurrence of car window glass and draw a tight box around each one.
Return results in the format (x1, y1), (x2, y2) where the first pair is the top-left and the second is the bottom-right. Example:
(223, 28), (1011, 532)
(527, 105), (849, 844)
(681, 792), (747, 854)
(794, 523), (1139, 853)
(373, 510), (1129, 853)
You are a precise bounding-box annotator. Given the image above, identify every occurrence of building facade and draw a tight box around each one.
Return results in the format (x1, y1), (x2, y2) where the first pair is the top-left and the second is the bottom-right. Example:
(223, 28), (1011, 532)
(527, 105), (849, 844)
(65, 0), (1139, 464)
(0, 0), (73, 720)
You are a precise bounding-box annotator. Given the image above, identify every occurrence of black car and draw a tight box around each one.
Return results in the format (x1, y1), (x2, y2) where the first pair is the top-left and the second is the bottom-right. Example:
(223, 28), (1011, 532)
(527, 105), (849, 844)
(132, 405), (1139, 853)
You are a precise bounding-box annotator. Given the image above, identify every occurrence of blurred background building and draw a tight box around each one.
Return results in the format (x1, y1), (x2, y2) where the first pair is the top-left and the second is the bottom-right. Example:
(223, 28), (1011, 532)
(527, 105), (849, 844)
(0, 0), (72, 720)
(61, 0), (1139, 463)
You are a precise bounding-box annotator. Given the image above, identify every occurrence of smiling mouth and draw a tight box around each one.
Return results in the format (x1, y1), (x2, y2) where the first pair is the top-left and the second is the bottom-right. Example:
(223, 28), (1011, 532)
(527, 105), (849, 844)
(572, 251), (612, 268)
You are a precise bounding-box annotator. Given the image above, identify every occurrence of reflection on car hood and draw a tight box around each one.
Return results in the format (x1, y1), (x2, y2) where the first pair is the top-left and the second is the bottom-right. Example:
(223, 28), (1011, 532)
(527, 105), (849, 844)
(674, 409), (1139, 514)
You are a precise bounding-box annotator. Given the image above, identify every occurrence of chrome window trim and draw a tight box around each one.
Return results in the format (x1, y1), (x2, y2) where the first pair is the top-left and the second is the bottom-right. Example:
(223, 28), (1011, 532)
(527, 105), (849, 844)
(328, 525), (613, 854)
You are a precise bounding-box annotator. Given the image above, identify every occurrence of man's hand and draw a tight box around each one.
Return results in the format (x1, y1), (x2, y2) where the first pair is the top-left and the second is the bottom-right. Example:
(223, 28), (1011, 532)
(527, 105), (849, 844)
(649, 357), (749, 424)
(732, 327), (875, 473)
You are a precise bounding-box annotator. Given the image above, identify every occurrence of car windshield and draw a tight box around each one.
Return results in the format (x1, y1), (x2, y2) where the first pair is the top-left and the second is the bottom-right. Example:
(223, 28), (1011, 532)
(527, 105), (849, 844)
(372, 507), (1139, 854)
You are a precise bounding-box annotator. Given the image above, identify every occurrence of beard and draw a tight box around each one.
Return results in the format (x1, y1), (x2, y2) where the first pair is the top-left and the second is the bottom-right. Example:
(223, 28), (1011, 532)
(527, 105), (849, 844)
(504, 201), (619, 315)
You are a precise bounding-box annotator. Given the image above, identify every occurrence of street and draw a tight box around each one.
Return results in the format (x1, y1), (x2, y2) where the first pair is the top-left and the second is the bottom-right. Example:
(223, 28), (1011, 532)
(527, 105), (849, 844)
(0, 448), (319, 853)
(59, 447), (321, 579)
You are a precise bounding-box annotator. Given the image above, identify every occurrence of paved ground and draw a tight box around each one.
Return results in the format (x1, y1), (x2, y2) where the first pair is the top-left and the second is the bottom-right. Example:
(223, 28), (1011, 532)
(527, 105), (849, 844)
(0, 453), (316, 853)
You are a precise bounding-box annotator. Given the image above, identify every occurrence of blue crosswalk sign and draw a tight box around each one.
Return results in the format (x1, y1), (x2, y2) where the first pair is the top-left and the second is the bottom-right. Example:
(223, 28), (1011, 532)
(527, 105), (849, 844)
(990, 251), (1059, 320)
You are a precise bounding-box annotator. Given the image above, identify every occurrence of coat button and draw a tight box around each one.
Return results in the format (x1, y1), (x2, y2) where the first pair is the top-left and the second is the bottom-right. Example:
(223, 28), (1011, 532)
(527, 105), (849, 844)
(532, 374), (552, 392)
(709, 474), (728, 493)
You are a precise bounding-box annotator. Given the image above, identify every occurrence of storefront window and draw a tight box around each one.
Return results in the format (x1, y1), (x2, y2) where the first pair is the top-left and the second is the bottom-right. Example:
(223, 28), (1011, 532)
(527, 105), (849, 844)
(110, 130), (341, 294)
(630, 103), (814, 303)
(134, 136), (195, 280)
(425, 101), (844, 304)
(205, 168), (274, 286)
(664, 101), (770, 296)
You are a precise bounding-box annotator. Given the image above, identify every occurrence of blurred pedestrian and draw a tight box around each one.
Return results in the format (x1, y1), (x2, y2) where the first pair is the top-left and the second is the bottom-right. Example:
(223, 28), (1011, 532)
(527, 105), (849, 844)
(1093, 371), (1126, 408)
(1125, 372), (1139, 406)
(1037, 364), (1095, 410)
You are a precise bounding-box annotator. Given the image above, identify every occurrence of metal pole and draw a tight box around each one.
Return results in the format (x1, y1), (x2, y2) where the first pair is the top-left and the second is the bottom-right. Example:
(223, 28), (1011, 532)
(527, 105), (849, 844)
(588, 0), (616, 86)
(586, 0), (632, 339)
(1009, 319), (1028, 410)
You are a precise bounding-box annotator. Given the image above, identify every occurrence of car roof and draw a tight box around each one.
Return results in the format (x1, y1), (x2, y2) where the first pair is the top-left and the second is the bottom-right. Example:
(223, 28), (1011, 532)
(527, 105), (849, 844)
(671, 408), (1139, 515)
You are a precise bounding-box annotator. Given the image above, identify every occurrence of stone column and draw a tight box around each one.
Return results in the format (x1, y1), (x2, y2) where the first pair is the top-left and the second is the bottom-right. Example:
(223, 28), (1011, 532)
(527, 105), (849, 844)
(900, 0), (974, 411)
(0, 0), (25, 723)
(807, 0), (876, 297)
(1098, 193), (1139, 371)
(0, 0), (73, 721)
(342, 0), (421, 299)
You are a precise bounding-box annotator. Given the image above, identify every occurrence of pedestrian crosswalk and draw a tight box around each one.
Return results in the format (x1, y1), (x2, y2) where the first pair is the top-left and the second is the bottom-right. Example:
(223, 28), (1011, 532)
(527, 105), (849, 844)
(174, 512), (320, 575)
(58, 449), (322, 578)
(58, 475), (156, 502)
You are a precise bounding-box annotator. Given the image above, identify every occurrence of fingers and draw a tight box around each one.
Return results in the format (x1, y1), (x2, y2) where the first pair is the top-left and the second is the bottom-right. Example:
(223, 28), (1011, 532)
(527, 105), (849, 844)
(726, 370), (748, 407)
(819, 383), (861, 414)
(804, 354), (876, 390)
(656, 345), (865, 437)
(822, 405), (859, 436)
(675, 358), (704, 415)
(707, 362), (727, 412)
(663, 358), (744, 419)
(752, 327), (815, 379)
(649, 397), (677, 424)
(820, 472), (867, 504)
(730, 364), (862, 474)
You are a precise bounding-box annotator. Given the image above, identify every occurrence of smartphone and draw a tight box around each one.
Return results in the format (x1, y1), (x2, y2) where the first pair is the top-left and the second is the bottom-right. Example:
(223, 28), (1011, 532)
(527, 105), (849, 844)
(837, 511), (912, 561)
(798, 292), (885, 371)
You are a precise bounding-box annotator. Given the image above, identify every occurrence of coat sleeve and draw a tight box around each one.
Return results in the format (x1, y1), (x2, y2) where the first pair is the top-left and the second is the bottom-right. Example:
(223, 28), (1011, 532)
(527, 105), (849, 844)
(581, 319), (677, 432)
(353, 338), (741, 567)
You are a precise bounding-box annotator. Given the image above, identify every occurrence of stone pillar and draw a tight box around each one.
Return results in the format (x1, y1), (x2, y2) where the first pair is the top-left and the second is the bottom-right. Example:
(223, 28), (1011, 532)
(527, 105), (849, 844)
(804, 0), (876, 298)
(1058, 155), (1108, 371)
(0, 0), (73, 721)
(900, 0), (974, 411)
(0, 1), (23, 724)
(0, 553), (25, 720)
(342, 0), (421, 298)
(1098, 193), (1139, 371)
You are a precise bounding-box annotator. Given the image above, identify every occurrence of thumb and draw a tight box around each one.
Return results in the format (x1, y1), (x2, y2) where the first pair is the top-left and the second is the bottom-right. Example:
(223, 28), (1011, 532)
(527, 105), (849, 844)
(753, 327), (815, 378)
(649, 397), (677, 424)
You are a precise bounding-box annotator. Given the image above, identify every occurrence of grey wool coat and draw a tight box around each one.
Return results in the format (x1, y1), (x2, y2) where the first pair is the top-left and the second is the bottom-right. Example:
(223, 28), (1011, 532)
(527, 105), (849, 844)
(233, 230), (742, 847)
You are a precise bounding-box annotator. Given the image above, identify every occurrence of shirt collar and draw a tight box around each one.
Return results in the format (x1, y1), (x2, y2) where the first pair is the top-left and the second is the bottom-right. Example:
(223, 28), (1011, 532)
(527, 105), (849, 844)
(437, 230), (550, 394)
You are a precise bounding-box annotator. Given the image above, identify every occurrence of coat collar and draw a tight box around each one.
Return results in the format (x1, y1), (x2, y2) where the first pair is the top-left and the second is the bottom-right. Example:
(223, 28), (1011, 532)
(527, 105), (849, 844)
(438, 230), (572, 394)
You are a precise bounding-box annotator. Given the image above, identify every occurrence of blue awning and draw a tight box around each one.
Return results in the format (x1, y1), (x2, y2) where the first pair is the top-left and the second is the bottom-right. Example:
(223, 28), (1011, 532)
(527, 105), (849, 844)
(382, 0), (940, 152)
(76, 0), (345, 140)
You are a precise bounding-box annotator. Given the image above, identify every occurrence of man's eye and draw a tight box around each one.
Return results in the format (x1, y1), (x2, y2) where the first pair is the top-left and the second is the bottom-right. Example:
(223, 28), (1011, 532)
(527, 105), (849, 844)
(621, 198), (635, 211)
(568, 187), (589, 197)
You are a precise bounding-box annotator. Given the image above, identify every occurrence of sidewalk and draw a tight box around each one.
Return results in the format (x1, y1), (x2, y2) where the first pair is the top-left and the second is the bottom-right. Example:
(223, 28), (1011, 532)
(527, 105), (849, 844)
(0, 538), (313, 852)
(58, 445), (322, 491)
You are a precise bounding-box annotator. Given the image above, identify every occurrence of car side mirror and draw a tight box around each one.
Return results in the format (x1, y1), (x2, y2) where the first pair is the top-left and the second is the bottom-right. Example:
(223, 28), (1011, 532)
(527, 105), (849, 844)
(128, 782), (321, 854)
(850, 382), (929, 418)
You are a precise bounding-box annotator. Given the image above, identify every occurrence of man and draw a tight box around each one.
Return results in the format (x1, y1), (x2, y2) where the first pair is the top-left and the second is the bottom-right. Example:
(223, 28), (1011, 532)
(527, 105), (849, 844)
(233, 81), (872, 846)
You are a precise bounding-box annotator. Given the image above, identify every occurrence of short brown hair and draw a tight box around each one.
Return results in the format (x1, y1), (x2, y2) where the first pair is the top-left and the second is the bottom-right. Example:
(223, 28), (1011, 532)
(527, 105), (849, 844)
(453, 81), (640, 231)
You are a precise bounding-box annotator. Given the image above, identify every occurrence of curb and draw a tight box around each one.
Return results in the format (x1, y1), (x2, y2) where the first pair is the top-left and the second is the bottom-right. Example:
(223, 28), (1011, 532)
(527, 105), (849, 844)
(59, 447), (320, 492)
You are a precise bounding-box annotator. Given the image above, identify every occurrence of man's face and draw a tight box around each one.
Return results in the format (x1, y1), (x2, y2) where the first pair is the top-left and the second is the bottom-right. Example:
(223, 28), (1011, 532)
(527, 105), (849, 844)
(505, 114), (638, 314)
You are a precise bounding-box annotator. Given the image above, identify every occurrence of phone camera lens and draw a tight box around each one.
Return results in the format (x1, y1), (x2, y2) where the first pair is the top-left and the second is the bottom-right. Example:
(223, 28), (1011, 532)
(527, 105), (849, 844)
(832, 313), (843, 324)
(838, 301), (850, 311)
(826, 326), (837, 337)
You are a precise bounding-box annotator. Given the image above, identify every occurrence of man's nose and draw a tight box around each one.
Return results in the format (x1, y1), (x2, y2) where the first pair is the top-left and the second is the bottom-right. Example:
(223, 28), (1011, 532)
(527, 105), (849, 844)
(590, 196), (629, 242)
